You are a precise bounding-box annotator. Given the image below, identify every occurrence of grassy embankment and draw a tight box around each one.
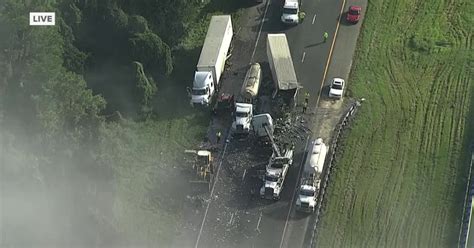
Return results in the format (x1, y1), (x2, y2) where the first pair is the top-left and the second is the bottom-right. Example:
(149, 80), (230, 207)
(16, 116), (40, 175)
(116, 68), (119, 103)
(317, 0), (473, 247)
(98, 1), (245, 245)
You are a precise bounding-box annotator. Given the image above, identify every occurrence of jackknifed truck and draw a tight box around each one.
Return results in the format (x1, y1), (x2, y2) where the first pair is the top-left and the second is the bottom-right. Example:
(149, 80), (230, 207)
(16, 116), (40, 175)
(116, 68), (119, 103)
(296, 138), (327, 212)
(190, 15), (233, 107)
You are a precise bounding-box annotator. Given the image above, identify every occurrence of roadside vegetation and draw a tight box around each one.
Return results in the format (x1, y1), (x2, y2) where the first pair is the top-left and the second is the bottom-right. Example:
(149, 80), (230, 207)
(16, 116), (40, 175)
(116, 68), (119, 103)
(317, 0), (473, 247)
(0, 0), (245, 246)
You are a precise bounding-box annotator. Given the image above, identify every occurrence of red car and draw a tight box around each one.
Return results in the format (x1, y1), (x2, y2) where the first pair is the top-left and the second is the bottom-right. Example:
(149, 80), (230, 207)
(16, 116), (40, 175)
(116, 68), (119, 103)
(346, 5), (362, 24)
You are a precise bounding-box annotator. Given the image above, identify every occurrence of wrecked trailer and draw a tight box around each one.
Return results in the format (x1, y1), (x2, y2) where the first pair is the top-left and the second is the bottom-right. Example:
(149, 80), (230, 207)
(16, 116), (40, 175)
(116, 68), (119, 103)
(266, 33), (300, 109)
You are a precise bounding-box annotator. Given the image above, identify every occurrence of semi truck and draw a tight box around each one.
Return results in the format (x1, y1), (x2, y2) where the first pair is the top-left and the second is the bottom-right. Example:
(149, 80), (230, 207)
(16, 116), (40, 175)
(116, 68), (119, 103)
(296, 138), (327, 212)
(260, 143), (294, 200)
(266, 33), (299, 108)
(232, 63), (262, 134)
(190, 15), (233, 107)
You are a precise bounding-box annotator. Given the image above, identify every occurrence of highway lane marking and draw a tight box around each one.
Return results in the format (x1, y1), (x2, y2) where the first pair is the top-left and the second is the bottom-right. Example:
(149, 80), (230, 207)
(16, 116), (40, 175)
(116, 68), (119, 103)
(312, 14), (317, 24)
(279, 135), (311, 248)
(301, 52), (306, 63)
(228, 212), (235, 225)
(194, 131), (231, 248)
(242, 169), (247, 181)
(250, 0), (271, 62)
(256, 211), (263, 233)
(315, 0), (347, 108)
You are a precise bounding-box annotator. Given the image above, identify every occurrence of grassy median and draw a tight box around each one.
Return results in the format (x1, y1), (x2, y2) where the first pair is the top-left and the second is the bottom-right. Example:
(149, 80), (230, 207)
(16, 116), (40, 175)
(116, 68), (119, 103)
(317, 0), (473, 247)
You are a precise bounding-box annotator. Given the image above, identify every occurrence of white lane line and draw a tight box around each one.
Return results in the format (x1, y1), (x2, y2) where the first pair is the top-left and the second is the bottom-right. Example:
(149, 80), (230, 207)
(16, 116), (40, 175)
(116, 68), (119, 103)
(228, 212), (235, 225)
(250, 0), (271, 62)
(256, 211), (263, 233)
(279, 136), (311, 248)
(301, 52), (306, 63)
(312, 14), (317, 24)
(194, 132), (231, 248)
(242, 169), (247, 181)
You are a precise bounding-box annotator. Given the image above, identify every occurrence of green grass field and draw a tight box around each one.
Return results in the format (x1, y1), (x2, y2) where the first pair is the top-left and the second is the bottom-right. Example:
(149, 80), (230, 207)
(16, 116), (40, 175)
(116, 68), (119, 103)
(317, 0), (473, 247)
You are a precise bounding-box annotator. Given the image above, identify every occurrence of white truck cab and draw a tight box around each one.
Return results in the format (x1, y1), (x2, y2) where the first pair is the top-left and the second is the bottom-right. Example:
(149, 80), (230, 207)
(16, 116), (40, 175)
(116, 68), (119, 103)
(252, 113), (273, 138)
(296, 175), (321, 212)
(261, 171), (284, 200)
(281, 0), (299, 25)
(232, 103), (253, 134)
(260, 145), (294, 200)
(191, 72), (215, 106)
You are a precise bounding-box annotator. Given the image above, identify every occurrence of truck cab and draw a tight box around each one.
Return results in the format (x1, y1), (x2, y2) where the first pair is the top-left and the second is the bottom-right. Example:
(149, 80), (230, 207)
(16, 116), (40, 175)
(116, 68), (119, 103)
(252, 114), (273, 138)
(260, 157), (290, 200)
(232, 103), (253, 134)
(296, 174), (321, 212)
(260, 145), (294, 200)
(261, 171), (284, 200)
(281, 0), (299, 25)
(191, 72), (215, 106)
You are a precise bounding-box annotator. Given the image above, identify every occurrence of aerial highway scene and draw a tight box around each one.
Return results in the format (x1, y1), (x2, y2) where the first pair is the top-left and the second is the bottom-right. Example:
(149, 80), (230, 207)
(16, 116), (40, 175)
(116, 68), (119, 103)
(0, 0), (472, 247)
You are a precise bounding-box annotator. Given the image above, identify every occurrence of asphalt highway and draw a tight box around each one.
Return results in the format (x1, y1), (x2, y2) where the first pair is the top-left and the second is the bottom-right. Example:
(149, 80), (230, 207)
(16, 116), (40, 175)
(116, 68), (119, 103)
(193, 0), (356, 247)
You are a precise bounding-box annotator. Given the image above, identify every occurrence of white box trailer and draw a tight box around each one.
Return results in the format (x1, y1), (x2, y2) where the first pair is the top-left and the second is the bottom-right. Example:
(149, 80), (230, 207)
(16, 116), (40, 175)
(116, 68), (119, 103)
(296, 138), (327, 212)
(191, 15), (233, 107)
(266, 33), (299, 107)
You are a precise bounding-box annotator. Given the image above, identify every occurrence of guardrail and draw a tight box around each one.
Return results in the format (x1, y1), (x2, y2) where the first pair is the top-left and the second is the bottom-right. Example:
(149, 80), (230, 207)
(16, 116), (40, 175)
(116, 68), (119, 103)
(309, 100), (362, 248)
(458, 149), (474, 248)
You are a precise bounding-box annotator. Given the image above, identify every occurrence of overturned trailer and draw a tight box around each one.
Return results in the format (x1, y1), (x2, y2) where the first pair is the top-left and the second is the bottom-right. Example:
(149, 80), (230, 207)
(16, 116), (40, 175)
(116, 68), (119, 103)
(266, 33), (300, 109)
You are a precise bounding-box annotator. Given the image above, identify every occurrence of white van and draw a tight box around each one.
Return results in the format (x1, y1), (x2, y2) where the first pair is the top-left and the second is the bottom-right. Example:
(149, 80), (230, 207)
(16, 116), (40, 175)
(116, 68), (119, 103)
(281, 0), (299, 24)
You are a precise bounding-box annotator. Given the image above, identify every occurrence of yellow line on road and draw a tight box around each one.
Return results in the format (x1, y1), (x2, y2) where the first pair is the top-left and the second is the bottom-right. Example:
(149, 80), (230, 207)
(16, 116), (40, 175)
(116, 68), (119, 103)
(278, 1), (348, 248)
(315, 0), (347, 108)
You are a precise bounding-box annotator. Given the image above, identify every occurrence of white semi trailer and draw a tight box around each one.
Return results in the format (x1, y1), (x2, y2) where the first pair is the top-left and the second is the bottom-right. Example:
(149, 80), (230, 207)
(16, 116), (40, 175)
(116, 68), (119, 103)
(190, 15), (233, 107)
(266, 33), (299, 108)
(296, 138), (327, 212)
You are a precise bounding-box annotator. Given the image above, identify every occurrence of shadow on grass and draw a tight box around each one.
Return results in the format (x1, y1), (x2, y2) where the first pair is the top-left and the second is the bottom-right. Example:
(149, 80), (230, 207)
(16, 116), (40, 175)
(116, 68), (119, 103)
(150, 46), (211, 123)
(85, 61), (141, 118)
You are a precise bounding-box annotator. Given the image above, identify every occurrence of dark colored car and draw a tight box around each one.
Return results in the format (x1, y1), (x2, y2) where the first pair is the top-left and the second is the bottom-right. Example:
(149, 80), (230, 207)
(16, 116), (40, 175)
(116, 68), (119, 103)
(211, 93), (235, 116)
(346, 5), (362, 24)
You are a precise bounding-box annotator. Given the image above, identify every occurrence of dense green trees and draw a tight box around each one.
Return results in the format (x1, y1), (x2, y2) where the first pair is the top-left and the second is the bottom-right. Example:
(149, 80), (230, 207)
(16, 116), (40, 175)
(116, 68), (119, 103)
(56, 0), (187, 114)
(132, 61), (157, 113)
(129, 32), (172, 76)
